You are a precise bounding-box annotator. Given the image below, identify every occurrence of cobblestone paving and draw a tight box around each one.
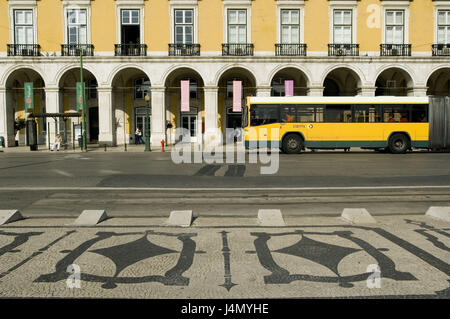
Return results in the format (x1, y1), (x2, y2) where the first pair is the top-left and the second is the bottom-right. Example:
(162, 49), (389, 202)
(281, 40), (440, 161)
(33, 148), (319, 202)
(0, 215), (448, 298)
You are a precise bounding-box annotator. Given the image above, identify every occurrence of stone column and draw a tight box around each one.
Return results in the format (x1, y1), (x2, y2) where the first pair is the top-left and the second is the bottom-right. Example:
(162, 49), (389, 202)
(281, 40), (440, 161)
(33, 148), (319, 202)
(97, 86), (116, 146)
(413, 86), (428, 97)
(203, 86), (220, 147)
(256, 86), (272, 97)
(45, 87), (60, 148)
(0, 88), (12, 147)
(150, 86), (166, 147)
(308, 85), (324, 96)
(358, 87), (376, 96)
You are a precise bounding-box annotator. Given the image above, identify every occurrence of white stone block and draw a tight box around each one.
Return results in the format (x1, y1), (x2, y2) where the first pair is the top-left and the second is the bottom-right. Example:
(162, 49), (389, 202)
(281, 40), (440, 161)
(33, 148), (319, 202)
(341, 208), (376, 224)
(74, 210), (108, 226)
(167, 210), (193, 227)
(425, 207), (450, 222)
(257, 209), (286, 226)
(0, 210), (24, 225)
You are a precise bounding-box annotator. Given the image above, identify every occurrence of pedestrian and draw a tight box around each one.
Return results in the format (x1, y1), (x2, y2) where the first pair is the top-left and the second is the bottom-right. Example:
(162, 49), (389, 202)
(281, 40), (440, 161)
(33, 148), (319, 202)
(51, 134), (62, 151)
(135, 127), (143, 144)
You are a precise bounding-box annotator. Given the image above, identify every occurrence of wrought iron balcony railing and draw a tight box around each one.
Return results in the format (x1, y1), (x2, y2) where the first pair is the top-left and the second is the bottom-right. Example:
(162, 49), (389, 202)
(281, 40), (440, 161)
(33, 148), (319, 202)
(61, 44), (94, 56)
(115, 44), (147, 56)
(168, 43), (200, 56)
(7, 44), (41, 56)
(432, 44), (450, 56)
(328, 44), (359, 56)
(222, 43), (254, 56)
(275, 43), (307, 56)
(380, 44), (411, 56)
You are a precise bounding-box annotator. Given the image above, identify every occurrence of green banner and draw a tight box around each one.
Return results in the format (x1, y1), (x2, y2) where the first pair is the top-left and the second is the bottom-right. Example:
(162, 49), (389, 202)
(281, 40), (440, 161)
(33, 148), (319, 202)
(24, 82), (34, 112)
(76, 82), (85, 111)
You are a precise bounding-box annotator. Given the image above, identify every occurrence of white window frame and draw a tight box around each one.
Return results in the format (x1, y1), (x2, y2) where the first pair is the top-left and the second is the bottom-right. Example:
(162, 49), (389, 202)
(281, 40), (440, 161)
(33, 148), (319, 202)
(8, 1), (37, 45)
(174, 9), (195, 44)
(434, 1), (450, 44)
(66, 8), (88, 44)
(381, 1), (410, 44)
(276, 1), (305, 44)
(223, 0), (252, 44)
(328, 1), (357, 44)
(62, 1), (92, 45)
(170, 0), (198, 44)
(116, 0), (145, 45)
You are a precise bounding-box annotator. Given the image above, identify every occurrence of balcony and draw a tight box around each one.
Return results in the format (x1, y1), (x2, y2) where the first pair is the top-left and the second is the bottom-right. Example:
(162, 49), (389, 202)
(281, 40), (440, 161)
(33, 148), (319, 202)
(61, 44), (94, 56)
(328, 44), (359, 56)
(7, 44), (41, 56)
(275, 43), (307, 56)
(380, 44), (411, 56)
(222, 43), (254, 56)
(432, 44), (450, 56)
(115, 44), (147, 56)
(168, 43), (200, 56)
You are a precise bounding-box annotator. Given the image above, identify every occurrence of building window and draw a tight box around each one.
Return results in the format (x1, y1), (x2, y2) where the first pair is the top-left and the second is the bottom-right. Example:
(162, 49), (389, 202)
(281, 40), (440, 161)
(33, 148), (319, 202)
(271, 78), (286, 97)
(67, 9), (87, 44)
(134, 78), (150, 100)
(228, 9), (247, 43)
(174, 9), (193, 44)
(438, 10), (450, 44)
(121, 9), (140, 44)
(281, 9), (300, 44)
(333, 9), (352, 43)
(386, 10), (404, 44)
(14, 10), (34, 44)
(88, 79), (97, 100)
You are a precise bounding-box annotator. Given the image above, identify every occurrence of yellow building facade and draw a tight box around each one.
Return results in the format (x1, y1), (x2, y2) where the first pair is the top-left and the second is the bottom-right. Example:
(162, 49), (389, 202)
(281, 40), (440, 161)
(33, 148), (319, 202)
(0, 0), (449, 147)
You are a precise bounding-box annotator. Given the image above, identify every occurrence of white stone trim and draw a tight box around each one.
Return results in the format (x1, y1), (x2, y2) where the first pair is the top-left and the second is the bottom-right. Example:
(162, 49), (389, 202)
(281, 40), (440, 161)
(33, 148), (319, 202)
(170, 1), (198, 44)
(223, 1), (252, 44)
(276, 1), (305, 44)
(8, 1), (38, 45)
(62, 1), (92, 44)
(116, 1), (145, 45)
(328, 1), (358, 44)
(381, 0), (410, 44)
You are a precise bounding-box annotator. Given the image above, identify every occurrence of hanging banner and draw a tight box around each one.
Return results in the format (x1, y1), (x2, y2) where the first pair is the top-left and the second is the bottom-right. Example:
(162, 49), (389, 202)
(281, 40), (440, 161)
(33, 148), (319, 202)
(285, 80), (294, 97)
(24, 82), (34, 112)
(76, 82), (85, 112)
(181, 80), (190, 112)
(232, 80), (242, 112)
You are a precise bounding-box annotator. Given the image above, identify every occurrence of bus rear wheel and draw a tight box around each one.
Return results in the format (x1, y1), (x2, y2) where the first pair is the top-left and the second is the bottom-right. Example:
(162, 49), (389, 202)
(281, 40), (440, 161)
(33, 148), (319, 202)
(388, 134), (410, 154)
(282, 134), (303, 154)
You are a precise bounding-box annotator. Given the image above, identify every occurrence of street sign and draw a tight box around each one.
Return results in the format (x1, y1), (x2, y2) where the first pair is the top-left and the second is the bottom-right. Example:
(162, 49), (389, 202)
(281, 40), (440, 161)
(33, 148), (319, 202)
(76, 82), (85, 111)
(24, 82), (34, 112)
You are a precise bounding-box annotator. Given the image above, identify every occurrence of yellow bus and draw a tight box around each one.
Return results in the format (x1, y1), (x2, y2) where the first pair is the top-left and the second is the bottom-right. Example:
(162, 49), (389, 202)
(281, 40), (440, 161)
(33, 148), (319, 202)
(243, 96), (450, 154)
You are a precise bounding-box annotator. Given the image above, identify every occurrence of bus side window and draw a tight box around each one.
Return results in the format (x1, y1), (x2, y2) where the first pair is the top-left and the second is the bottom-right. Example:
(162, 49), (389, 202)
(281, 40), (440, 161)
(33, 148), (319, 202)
(324, 104), (351, 122)
(315, 106), (324, 122)
(281, 105), (297, 123)
(412, 104), (428, 122)
(297, 105), (314, 122)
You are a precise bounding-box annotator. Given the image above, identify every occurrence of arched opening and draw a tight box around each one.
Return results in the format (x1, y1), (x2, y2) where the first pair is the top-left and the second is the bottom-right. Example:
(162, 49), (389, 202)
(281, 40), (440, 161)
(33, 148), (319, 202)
(5, 68), (45, 146)
(217, 67), (256, 140)
(111, 68), (150, 145)
(426, 68), (450, 96)
(375, 68), (413, 96)
(58, 68), (98, 144)
(165, 67), (204, 144)
(270, 67), (308, 96)
(323, 68), (361, 96)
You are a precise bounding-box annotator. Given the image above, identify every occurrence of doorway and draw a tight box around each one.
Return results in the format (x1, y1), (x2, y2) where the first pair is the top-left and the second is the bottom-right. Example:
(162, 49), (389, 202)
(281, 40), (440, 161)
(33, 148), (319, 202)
(226, 107), (242, 142)
(89, 107), (99, 142)
(135, 107), (151, 143)
(181, 114), (197, 143)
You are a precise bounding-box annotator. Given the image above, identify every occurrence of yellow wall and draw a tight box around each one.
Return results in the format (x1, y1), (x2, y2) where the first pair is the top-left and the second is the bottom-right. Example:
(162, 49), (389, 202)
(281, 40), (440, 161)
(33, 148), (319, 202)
(357, 0), (382, 52)
(304, 0), (329, 52)
(0, 1), (441, 53)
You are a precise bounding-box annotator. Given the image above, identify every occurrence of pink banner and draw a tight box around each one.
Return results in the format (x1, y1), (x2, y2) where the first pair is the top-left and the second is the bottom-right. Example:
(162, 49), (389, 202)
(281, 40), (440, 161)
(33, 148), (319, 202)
(285, 80), (294, 97)
(233, 80), (242, 112)
(181, 80), (190, 112)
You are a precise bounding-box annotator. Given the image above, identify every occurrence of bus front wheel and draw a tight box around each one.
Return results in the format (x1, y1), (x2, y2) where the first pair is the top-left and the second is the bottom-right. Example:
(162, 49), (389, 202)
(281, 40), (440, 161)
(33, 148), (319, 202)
(388, 134), (410, 154)
(282, 134), (303, 154)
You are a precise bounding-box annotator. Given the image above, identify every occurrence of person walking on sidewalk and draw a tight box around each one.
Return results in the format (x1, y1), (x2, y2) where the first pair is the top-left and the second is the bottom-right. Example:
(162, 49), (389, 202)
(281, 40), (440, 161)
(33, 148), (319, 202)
(135, 127), (144, 144)
(51, 134), (62, 151)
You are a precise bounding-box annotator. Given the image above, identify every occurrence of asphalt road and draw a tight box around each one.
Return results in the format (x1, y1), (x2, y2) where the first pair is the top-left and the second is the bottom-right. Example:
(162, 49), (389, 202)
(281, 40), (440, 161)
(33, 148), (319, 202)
(0, 150), (450, 217)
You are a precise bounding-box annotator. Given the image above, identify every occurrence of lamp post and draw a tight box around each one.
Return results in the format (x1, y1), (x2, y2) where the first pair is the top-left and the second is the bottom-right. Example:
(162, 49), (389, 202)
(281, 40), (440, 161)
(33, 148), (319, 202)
(144, 93), (151, 151)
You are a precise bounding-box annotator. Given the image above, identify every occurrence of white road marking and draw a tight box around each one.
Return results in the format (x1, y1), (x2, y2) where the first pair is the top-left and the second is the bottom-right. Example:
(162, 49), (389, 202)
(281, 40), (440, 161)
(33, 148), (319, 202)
(0, 186), (449, 191)
(52, 169), (74, 178)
